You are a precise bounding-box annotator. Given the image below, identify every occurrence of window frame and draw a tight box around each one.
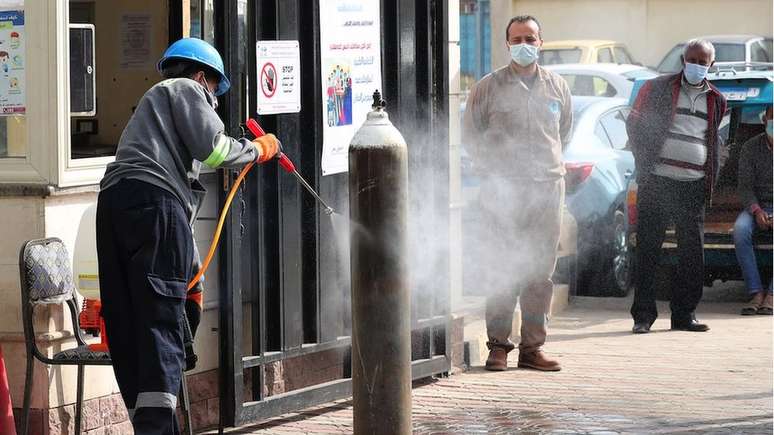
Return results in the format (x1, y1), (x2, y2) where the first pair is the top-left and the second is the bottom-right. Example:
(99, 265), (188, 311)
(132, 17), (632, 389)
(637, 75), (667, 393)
(0, 1), (114, 187)
(0, 1), (56, 184)
(58, 0), (112, 187)
(561, 73), (616, 98)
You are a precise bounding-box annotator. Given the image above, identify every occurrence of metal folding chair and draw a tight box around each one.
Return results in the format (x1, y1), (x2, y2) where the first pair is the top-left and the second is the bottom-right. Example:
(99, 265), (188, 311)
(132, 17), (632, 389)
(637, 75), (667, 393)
(18, 237), (193, 435)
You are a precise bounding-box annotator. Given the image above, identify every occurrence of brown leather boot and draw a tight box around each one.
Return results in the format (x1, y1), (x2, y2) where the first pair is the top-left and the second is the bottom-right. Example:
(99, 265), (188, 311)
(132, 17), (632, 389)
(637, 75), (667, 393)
(518, 350), (561, 371)
(485, 347), (510, 371)
(484, 341), (514, 371)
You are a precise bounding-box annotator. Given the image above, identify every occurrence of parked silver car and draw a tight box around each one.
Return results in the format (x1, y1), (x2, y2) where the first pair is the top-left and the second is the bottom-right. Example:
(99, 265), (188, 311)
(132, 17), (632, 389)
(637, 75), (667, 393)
(545, 63), (658, 100)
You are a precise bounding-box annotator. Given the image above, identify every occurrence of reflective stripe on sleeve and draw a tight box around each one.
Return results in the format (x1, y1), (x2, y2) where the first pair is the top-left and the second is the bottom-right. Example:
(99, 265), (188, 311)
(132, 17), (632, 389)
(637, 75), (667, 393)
(202, 134), (231, 168)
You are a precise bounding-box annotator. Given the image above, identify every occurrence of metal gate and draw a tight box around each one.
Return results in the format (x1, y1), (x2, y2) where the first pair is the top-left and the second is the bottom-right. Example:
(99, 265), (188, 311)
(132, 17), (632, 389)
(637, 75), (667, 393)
(213, 0), (450, 427)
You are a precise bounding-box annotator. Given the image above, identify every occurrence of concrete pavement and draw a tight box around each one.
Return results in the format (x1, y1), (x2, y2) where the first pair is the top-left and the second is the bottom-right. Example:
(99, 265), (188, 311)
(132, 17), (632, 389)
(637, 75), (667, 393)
(206, 291), (773, 434)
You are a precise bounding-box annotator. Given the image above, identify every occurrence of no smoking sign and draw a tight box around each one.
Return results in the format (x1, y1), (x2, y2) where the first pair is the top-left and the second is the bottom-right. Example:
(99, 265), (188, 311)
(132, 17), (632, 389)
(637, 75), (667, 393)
(261, 62), (277, 98)
(256, 41), (301, 115)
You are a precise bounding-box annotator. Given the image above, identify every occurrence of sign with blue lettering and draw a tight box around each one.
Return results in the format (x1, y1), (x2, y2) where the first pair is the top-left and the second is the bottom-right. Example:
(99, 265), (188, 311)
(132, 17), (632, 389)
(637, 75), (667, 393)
(0, 10), (24, 115)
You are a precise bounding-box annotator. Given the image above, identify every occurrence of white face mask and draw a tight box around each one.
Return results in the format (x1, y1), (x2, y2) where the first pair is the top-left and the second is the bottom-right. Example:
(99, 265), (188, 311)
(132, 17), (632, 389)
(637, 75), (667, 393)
(197, 77), (218, 109)
(683, 62), (709, 85)
(509, 43), (540, 67)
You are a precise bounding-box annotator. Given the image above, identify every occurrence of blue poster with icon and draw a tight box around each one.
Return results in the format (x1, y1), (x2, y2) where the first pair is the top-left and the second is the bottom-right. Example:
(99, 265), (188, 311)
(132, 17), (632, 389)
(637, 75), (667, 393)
(0, 10), (24, 115)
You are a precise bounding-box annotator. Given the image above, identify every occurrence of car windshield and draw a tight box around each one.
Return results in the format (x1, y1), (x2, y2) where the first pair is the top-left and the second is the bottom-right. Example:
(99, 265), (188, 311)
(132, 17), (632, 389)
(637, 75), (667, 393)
(622, 68), (658, 81)
(540, 49), (582, 65)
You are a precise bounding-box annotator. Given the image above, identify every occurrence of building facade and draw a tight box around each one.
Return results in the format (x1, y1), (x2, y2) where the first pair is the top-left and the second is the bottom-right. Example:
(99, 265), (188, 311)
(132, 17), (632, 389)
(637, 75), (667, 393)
(490, 0), (773, 70)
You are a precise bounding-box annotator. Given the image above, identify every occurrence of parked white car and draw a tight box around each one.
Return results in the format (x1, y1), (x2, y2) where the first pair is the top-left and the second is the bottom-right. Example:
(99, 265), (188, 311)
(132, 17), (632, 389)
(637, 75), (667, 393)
(545, 63), (658, 100)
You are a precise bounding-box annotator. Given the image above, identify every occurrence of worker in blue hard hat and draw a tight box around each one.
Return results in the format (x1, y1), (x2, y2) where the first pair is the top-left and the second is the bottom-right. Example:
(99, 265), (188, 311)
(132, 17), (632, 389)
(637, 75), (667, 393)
(95, 38), (278, 435)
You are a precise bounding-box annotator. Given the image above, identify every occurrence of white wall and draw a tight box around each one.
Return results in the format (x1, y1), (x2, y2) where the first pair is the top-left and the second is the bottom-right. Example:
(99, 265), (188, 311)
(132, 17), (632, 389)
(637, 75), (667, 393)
(490, 0), (773, 69)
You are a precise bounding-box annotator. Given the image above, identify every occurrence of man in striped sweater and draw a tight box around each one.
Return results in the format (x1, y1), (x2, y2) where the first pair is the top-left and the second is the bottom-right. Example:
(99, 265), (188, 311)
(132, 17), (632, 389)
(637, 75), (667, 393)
(626, 39), (727, 334)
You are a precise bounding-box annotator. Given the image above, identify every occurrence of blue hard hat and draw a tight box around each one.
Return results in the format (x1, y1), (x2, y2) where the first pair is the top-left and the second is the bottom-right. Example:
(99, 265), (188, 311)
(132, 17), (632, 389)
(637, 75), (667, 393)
(157, 38), (231, 96)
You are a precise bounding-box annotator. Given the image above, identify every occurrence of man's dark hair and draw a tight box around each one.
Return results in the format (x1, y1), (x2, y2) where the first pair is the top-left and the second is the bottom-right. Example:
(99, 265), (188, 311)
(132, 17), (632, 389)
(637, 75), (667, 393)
(160, 59), (220, 84)
(505, 15), (542, 40)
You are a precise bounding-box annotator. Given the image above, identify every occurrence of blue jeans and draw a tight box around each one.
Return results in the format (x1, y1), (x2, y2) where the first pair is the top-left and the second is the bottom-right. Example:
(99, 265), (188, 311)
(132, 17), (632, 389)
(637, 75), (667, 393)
(733, 207), (773, 295)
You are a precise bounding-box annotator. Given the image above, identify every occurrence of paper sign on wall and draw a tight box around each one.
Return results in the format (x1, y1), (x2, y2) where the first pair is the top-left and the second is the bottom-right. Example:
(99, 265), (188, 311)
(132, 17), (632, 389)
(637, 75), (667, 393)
(0, 10), (24, 115)
(120, 14), (152, 70)
(319, 0), (383, 176)
(256, 40), (301, 115)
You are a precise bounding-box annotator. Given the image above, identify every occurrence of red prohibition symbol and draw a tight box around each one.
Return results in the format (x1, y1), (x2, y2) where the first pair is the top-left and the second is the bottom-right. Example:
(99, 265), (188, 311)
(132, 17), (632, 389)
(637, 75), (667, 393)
(261, 62), (277, 98)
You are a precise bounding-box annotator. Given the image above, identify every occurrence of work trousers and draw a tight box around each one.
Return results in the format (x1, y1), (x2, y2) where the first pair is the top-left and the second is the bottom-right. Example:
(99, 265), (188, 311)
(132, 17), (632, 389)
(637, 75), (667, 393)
(631, 175), (705, 325)
(478, 177), (565, 353)
(97, 179), (192, 435)
(733, 207), (773, 295)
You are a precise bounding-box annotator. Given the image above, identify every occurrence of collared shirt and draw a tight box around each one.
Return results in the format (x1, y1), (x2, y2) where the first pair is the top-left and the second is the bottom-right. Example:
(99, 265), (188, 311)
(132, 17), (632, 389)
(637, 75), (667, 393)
(651, 77), (711, 181)
(462, 63), (573, 181)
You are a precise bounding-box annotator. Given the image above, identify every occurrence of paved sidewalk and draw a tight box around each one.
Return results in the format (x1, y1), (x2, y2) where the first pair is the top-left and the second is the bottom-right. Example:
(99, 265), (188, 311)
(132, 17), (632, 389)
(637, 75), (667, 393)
(209, 295), (773, 434)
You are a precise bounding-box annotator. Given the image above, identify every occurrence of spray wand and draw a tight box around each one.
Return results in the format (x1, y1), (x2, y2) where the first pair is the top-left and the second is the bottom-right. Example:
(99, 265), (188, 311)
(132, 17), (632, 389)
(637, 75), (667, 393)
(187, 119), (334, 290)
(245, 119), (335, 216)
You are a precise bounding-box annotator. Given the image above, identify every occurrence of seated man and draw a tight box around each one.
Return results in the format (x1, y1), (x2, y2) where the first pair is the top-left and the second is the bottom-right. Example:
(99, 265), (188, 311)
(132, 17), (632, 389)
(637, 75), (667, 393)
(735, 105), (773, 315)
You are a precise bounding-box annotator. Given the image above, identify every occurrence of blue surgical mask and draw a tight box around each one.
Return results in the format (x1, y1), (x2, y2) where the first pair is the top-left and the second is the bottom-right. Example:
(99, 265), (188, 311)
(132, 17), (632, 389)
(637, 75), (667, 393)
(767, 120), (773, 138)
(683, 62), (709, 85)
(510, 43), (540, 67)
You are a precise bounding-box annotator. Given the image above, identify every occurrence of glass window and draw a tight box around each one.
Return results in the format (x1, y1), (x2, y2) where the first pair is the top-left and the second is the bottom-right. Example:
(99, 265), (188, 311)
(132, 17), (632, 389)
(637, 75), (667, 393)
(203, 0), (215, 45)
(762, 39), (773, 61)
(593, 77), (616, 97)
(597, 48), (613, 63)
(561, 74), (576, 89)
(539, 49), (581, 65)
(714, 43), (746, 62)
(599, 109), (629, 150)
(657, 45), (684, 73)
(561, 74), (616, 97)
(67, 1), (174, 161)
(0, 4), (27, 158)
(613, 47), (634, 64)
(563, 74), (592, 96)
(751, 41), (770, 62)
(189, 0), (202, 38)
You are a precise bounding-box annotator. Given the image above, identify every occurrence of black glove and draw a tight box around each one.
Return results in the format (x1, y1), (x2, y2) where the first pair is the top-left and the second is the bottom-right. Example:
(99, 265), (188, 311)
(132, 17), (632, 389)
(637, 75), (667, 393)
(183, 253), (204, 371)
(182, 309), (198, 371)
(185, 286), (203, 339)
(183, 279), (203, 372)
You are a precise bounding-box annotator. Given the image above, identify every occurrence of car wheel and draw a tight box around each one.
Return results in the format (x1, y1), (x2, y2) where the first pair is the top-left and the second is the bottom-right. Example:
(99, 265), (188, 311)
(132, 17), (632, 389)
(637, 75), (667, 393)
(609, 210), (632, 296)
(589, 209), (632, 297)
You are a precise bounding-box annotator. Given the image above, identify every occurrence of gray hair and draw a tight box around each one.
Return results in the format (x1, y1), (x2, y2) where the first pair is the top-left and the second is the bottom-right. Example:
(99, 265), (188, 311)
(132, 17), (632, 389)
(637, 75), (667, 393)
(683, 38), (715, 61)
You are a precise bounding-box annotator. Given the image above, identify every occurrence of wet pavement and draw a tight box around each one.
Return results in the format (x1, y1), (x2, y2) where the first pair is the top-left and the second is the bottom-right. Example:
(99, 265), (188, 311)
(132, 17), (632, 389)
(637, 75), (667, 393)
(207, 289), (773, 434)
